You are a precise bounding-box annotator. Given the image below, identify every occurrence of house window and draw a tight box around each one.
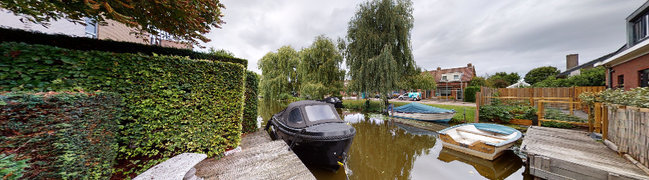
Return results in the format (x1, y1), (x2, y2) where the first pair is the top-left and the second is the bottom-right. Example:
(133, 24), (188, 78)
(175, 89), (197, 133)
(640, 68), (649, 87)
(453, 74), (459, 80)
(84, 18), (97, 38)
(633, 14), (649, 43)
(617, 75), (624, 89)
(442, 75), (447, 81)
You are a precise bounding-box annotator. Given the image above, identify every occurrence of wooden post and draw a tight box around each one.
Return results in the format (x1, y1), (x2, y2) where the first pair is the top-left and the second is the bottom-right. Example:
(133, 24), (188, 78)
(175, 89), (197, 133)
(537, 101), (544, 126)
(475, 91), (480, 123)
(603, 104), (609, 140)
(594, 102), (602, 133)
(570, 102), (574, 115)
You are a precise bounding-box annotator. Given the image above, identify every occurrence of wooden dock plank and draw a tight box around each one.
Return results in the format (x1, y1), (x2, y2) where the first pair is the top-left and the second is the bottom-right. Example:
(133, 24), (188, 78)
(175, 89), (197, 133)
(521, 126), (649, 180)
(193, 130), (315, 180)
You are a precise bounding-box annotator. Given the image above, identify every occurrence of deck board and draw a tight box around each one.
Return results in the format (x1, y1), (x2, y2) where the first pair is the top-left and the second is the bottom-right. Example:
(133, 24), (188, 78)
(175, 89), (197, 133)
(193, 130), (315, 180)
(521, 126), (649, 179)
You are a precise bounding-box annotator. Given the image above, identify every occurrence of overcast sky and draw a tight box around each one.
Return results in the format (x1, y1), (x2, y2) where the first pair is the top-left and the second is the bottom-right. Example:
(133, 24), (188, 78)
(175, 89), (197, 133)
(199, 0), (646, 77)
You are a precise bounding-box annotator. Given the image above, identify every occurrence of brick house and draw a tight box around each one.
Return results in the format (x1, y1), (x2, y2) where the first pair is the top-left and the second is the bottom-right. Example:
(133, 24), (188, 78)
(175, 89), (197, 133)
(0, 10), (190, 49)
(420, 63), (476, 100)
(597, 2), (649, 90)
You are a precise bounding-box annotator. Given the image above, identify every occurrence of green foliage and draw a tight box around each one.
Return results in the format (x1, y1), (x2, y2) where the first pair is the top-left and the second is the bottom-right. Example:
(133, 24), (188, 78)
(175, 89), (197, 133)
(258, 46), (300, 100)
(534, 66), (606, 87)
(487, 72), (520, 87)
(343, 0), (415, 103)
(468, 77), (487, 87)
(524, 66), (560, 85)
(0, 0), (225, 44)
(579, 87), (649, 108)
(463, 86), (480, 102)
(0, 28), (247, 66)
(541, 108), (586, 128)
(479, 105), (537, 123)
(0, 42), (246, 174)
(298, 35), (345, 99)
(405, 72), (437, 91)
(208, 48), (236, 59)
(0, 154), (30, 180)
(243, 71), (259, 133)
(1, 92), (121, 179)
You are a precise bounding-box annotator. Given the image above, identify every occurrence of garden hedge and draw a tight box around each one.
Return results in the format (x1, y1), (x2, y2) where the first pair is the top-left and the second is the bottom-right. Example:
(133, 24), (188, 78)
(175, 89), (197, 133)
(0, 42), (246, 175)
(242, 71), (260, 133)
(0, 92), (121, 179)
(0, 27), (247, 66)
(464, 86), (480, 102)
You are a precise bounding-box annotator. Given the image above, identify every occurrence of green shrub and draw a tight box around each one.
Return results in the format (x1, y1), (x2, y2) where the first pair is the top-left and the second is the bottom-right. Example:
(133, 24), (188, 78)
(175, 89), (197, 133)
(0, 154), (30, 180)
(0, 42), (246, 175)
(0, 92), (120, 179)
(0, 27), (247, 66)
(464, 86), (480, 102)
(243, 71), (259, 133)
(479, 105), (514, 123)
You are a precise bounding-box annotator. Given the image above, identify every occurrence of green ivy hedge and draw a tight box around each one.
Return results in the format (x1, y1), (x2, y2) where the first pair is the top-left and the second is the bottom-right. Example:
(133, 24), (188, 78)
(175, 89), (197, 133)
(0, 27), (247, 66)
(242, 71), (260, 133)
(0, 92), (121, 179)
(0, 42), (246, 175)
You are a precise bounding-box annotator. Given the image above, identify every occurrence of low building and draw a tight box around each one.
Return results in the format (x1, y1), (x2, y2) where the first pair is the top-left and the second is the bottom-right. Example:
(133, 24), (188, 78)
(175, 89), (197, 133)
(421, 63), (476, 100)
(597, 1), (649, 90)
(0, 10), (191, 49)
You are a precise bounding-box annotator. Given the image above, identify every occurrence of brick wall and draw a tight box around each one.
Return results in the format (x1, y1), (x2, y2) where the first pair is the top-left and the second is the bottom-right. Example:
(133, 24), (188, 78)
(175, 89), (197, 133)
(608, 53), (649, 90)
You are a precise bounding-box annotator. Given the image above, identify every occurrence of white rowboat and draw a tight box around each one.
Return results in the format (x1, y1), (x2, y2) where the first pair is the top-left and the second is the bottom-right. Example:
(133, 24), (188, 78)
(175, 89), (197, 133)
(438, 123), (522, 160)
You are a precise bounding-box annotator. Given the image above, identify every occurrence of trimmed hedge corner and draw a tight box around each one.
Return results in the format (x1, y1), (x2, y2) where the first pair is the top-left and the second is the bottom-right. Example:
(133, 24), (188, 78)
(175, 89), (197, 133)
(0, 27), (247, 66)
(0, 42), (247, 175)
(464, 86), (480, 102)
(243, 71), (259, 133)
(0, 92), (121, 179)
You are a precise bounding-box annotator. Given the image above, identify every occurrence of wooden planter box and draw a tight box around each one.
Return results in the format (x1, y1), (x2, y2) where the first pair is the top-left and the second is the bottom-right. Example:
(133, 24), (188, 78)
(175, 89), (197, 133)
(510, 119), (532, 126)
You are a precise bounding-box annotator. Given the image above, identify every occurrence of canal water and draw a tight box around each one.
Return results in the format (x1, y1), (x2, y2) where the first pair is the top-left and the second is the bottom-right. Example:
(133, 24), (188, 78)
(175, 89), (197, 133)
(258, 100), (531, 180)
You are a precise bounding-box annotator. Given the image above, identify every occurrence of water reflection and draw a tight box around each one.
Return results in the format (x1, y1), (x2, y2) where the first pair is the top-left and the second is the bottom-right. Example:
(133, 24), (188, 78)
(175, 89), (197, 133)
(257, 100), (527, 180)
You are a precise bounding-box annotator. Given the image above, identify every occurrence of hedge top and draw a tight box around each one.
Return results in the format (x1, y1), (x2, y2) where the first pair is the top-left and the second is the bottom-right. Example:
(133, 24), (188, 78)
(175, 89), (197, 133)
(0, 27), (247, 66)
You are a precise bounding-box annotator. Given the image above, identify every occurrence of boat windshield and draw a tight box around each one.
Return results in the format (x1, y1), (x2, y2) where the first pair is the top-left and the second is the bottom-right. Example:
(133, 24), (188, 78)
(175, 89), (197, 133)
(304, 105), (337, 122)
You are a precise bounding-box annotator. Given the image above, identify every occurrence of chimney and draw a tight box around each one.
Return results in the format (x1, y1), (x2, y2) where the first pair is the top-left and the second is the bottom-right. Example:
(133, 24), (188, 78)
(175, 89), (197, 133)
(467, 63), (472, 67)
(437, 67), (442, 71)
(566, 54), (578, 70)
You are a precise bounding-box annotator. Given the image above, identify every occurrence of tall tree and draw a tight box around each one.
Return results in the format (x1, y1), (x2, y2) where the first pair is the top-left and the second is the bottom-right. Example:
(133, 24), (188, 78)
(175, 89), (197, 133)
(487, 72), (520, 87)
(0, 0), (225, 45)
(343, 0), (415, 105)
(524, 66), (560, 85)
(408, 72), (437, 90)
(298, 35), (346, 99)
(258, 46), (299, 100)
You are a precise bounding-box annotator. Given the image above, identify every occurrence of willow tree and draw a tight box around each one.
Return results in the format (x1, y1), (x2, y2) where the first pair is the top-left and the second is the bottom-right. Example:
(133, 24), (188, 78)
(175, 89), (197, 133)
(0, 0), (225, 45)
(343, 0), (416, 106)
(258, 46), (300, 100)
(298, 35), (346, 99)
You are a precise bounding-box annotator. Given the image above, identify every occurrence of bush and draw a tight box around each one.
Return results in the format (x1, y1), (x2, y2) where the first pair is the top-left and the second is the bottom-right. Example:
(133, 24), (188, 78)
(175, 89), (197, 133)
(580, 87), (649, 108)
(0, 154), (30, 179)
(242, 71), (259, 133)
(464, 86), (480, 102)
(0, 27), (247, 66)
(1, 92), (121, 179)
(479, 105), (514, 123)
(0, 42), (246, 175)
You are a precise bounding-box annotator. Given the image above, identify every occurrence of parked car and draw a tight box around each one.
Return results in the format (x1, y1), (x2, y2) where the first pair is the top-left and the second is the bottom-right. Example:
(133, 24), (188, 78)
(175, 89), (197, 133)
(398, 92), (421, 101)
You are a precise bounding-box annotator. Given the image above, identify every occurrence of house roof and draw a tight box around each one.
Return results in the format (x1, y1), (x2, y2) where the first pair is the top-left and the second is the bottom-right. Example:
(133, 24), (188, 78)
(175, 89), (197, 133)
(558, 45), (626, 77)
(506, 81), (530, 88)
(423, 65), (476, 82)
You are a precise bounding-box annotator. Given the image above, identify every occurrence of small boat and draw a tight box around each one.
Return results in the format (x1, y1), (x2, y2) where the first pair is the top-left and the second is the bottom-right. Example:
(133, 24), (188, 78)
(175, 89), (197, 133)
(438, 123), (522, 160)
(265, 100), (356, 171)
(319, 96), (344, 108)
(389, 102), (455, 123)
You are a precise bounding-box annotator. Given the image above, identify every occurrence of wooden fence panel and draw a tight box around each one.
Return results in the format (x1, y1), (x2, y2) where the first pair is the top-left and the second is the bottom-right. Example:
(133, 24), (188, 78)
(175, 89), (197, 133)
(606, 105), (649, 168)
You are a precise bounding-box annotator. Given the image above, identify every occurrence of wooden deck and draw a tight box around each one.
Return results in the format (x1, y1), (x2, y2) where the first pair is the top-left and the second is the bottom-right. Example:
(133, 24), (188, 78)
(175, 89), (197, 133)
(193, 130), (315, 180)
(521, 126), (649, 180)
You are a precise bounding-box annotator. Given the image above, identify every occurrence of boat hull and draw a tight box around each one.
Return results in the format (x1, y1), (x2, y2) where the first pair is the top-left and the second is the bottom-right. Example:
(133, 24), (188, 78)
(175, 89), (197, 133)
(269, 119), (354, 171)
(389, 111), (455, 123)
(439, 133), (515, 160)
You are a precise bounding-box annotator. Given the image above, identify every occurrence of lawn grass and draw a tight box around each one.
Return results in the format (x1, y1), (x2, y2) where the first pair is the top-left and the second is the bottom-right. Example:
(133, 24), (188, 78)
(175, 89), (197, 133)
(342, 99), (475, 123)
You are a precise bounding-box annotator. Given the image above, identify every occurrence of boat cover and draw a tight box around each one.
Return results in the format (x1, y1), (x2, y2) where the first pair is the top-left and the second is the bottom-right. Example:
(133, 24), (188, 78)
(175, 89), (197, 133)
(474, 123), (516, 135)
(392, 102), (455, 114)
(274, 100), (343, 128)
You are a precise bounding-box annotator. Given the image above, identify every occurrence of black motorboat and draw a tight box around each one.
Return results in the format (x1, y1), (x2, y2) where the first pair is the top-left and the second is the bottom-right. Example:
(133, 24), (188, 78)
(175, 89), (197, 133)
(265, 100), (355, 171)
(319, 96), (344, 108)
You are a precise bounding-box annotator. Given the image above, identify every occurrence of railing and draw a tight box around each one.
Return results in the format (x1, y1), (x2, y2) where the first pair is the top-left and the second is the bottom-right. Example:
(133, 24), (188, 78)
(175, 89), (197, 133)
(536, 100), (589, 127)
